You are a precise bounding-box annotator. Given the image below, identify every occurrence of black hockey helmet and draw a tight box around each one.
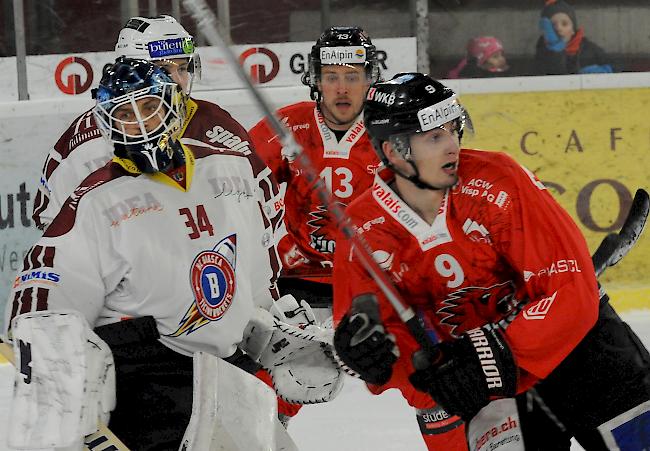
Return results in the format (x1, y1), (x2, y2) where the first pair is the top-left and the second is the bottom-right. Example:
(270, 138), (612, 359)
(364, 73), (469, 189)
(302, 26), (380, 101)
(93, 57), (187, 174)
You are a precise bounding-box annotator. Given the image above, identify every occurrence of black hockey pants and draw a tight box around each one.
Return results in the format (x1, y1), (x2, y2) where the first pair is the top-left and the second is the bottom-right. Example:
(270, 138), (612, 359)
(95, 317), (194, 451)
(517, 301), (650, 450)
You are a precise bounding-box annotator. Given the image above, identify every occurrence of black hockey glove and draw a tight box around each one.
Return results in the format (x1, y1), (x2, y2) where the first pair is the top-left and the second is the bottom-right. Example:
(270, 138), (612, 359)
(409, 324), (517, 422)
(333, 294), (399, 385)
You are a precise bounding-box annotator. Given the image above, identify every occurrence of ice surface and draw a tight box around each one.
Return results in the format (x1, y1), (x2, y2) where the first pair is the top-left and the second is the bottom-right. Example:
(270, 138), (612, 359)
(1, 310), (649, 450)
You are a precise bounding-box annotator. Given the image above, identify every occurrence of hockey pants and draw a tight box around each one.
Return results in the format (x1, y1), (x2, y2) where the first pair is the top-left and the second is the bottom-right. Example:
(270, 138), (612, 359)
(517, 301), (650, 450)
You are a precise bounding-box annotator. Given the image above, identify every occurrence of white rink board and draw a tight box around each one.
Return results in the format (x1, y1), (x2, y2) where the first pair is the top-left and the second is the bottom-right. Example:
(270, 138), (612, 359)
(0, 38), (416, 101)
(1, 310), (649, 450)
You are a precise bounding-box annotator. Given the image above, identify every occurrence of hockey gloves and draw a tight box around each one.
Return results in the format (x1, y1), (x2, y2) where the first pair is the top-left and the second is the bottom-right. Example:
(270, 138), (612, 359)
(540, 17), (566, 52)
(256, 295), (344, 404)
(409, 324), (517, 422)
(333, 294), (399, 385)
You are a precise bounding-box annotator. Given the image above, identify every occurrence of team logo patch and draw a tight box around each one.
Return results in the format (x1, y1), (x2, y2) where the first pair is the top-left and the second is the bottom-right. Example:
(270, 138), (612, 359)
(190, 250), (235, 320)
(437, 281), (517, 338)
(168, 235), (237, 336)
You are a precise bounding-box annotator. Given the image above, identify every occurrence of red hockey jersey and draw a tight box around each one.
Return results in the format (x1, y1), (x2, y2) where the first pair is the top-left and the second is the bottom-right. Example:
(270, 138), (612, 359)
(249, 101), (382, 280)
(333, 149), (600, 395)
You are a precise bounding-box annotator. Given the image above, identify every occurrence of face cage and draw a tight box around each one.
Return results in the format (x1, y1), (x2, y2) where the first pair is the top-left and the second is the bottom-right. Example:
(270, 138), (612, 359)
(94, 83), (185, 148)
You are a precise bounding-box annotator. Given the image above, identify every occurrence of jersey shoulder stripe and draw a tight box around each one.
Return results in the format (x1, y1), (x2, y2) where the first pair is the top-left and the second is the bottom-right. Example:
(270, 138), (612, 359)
(44, 162), (137, 238)
(54, 109), (103, 160)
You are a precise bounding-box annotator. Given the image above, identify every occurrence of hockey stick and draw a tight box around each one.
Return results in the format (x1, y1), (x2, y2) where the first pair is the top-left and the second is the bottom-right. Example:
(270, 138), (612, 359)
(180, 0), (439, 357)
(592, 188), (649, 277)
(0, 338), (129, 451)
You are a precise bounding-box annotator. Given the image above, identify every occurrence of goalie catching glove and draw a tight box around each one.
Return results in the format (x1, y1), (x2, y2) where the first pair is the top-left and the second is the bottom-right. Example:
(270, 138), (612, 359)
(409, 324), (518, 422)
(333, 294), (400, 385)
(242, 294), (344, 404)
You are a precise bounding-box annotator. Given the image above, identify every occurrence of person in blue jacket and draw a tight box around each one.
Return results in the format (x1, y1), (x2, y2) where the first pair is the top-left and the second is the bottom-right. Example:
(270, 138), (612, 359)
(535, 0), (614, 75)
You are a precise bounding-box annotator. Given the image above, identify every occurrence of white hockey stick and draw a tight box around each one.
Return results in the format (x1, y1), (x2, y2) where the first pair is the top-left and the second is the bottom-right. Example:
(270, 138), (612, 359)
(0, 339), (129, 451)
(180, 0), (440, 356)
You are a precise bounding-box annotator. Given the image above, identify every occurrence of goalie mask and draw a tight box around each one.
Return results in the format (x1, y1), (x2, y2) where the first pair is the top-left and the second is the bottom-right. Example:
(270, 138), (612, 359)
(302, 26), (380, 102)
(364, 72), (472, 190)
(93, 57), (187, 174)
(115, 15), (201, 94)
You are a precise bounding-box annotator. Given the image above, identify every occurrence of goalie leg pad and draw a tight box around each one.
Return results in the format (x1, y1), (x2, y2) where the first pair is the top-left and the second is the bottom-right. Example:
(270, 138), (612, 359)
(8, 310), (116, 449)
(180, 352), (279, 451)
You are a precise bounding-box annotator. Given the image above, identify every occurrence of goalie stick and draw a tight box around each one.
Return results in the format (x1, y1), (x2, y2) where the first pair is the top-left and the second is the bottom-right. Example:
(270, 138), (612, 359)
(0, 338), (129, 451)
(591, 188), (649, 277)
(180, 0), (439, 358)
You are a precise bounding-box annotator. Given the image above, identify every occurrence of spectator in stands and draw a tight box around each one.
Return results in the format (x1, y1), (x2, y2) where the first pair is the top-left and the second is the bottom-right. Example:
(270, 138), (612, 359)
(447, 36), (512, 79)
(535, 0), (614, 75)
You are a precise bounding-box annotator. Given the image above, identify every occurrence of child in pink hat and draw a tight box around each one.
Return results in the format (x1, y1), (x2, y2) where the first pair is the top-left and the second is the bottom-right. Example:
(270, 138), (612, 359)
(447, 36), (511, 79)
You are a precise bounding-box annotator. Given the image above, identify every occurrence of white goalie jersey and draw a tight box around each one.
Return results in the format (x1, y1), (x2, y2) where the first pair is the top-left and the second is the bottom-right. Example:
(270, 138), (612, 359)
(7, 142), (281, 359)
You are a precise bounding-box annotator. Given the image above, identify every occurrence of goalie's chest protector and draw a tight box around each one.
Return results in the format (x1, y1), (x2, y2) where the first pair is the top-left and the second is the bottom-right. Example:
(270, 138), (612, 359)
(44, 147), (272, 358)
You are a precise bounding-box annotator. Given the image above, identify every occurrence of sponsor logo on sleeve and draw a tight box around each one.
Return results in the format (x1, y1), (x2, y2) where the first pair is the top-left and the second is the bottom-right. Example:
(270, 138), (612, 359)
(523, 291), (557, 320)
(13, 270), (61, 288)
(460, 178), (510, 209)
(462, 218), (491, 243)
(523, 259), (582, 281)
(281, 116), (310, 132)
(205, 125), (252, 155)
(354, 216), (386, 235)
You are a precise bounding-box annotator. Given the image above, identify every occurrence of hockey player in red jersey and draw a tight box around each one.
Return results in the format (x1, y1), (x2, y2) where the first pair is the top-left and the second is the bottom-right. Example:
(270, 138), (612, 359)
(332, 73), (650, 450)
(249, 26), (383, 302)
(5, 59), (341, 450)
(248, 25), (392, 427)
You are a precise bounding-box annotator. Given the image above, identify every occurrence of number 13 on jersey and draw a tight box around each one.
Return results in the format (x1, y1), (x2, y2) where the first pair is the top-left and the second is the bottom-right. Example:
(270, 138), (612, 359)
(320, 166), (354, 199)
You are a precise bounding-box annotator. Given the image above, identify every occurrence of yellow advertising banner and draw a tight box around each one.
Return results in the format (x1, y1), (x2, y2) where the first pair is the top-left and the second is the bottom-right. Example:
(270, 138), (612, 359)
(461, 87), (650, 312)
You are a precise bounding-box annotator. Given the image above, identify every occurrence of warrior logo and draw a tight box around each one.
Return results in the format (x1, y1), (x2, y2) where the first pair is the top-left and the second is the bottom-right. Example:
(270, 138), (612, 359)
(436, 281), (516, 338)
(168, 235), (237, 336)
